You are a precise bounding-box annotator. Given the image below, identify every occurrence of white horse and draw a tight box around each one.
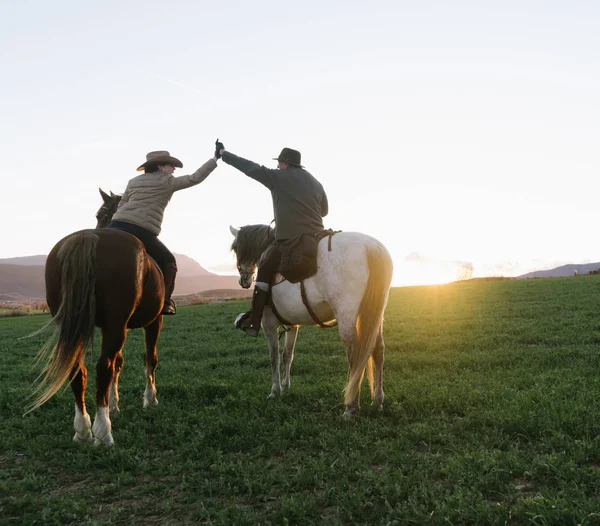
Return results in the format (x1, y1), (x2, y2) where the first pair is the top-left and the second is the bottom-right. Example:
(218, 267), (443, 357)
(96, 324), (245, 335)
(229, 224), (393, 417)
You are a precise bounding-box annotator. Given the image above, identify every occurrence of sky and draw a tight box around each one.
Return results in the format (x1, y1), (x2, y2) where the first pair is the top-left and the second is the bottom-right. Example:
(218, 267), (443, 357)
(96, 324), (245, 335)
(1, 1), (599, 286)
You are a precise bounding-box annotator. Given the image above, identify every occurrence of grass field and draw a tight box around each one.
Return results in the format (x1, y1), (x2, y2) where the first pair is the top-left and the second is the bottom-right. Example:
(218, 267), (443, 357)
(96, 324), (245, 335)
(3, 277), (600, 524)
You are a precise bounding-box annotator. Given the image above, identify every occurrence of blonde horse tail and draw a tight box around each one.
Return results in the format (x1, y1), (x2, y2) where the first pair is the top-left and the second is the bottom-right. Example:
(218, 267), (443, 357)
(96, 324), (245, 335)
(344, 242), (393, 407)
(26, 232), (98, 413)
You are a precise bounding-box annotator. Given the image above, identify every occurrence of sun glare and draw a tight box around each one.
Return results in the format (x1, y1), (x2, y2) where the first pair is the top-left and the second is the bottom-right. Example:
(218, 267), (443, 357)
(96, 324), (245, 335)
(393, 261), (461, 287)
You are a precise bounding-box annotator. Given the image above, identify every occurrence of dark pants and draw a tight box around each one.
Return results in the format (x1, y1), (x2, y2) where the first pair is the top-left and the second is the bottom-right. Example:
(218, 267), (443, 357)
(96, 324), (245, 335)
(257, 242), (283, 284)
(108, 221), (175, 268)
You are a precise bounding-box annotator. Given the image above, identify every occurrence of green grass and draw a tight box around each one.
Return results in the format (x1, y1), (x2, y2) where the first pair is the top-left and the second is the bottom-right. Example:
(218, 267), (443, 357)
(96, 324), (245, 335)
(3, 277), (600, 524)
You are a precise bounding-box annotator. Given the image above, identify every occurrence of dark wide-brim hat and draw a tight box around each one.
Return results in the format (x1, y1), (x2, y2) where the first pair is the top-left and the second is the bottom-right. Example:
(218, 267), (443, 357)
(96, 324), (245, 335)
(137, 150), (183, 172)
(273, 147), (303, 168)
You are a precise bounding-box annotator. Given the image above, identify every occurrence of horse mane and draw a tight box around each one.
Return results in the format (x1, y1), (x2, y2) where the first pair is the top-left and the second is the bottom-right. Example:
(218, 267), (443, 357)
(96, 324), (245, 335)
(231, 224), (275, 264)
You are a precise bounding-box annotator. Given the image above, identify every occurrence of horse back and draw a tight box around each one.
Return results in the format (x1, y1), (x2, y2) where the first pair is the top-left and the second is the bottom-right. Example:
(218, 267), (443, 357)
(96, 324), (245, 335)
(270, 232), (387, 325)
(46, 228), (164, 328)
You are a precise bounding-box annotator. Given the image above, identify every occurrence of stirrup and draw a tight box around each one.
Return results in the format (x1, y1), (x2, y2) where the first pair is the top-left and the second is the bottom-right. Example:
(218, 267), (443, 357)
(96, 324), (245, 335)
(161, 299), (177, 315)
(234, 311), (260, 337)
(235, 311), (251, 329)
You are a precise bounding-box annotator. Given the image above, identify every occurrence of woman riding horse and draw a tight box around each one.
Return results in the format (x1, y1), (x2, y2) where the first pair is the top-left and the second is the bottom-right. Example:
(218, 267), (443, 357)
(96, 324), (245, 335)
(109, 149), (219, 315)
(217, 141), (329, 336)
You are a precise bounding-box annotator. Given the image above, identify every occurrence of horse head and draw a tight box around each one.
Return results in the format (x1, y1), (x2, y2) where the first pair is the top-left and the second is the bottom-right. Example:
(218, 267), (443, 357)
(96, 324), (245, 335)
(96, 188), (121, 228)
(230, 224), (275, 289)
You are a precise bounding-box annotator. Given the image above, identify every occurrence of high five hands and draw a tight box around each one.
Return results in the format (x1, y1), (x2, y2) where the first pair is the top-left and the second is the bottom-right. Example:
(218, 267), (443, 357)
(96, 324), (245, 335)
(215, 139), (225, 159)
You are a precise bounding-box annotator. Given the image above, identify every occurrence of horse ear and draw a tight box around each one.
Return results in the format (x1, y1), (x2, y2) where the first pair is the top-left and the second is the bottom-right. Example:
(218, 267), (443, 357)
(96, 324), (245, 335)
(229, 225), (239, 238)
(110, 191), (117, 198)
(99, 188), (110, 201)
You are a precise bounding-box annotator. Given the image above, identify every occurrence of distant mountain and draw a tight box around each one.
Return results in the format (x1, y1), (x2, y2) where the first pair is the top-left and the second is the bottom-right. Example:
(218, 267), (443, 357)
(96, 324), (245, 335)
(172, 253), (212, 277)
(0, 264), (46, 300)
(517, 262), (600, 279)
(0, 253), (240, 301)
(0, 255), (46, 266)
(0, 253), (210, 278)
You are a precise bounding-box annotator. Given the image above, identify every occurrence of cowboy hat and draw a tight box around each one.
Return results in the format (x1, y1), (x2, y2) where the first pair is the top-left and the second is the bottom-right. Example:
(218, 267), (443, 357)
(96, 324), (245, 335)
(137, 151), (183, 172)
(272, 147), (303, 168)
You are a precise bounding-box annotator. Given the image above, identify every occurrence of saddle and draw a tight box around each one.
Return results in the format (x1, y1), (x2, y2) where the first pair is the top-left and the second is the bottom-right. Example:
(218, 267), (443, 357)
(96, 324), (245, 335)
(270, 229), (340, 328)
(278, 229), (338, 283)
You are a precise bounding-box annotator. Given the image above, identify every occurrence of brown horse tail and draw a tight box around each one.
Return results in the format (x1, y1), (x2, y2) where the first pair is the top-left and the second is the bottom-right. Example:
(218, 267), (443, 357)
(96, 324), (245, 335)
(26, 232), (98, 413)
(344, 242), (393, 407)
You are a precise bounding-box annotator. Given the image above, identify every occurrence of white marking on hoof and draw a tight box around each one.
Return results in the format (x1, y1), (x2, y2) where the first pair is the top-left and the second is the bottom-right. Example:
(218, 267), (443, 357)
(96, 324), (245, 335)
(143, 390), (158, 408)
(92, 407), (114, 446)
(73, 405), (94, 443)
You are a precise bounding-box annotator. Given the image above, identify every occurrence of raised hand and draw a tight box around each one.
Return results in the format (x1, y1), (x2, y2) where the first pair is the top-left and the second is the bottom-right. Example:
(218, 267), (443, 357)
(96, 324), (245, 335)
(215, 138), (225, 159)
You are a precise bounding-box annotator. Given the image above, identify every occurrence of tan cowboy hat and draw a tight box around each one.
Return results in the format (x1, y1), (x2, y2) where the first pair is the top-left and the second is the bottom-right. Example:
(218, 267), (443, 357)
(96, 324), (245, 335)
(136, 151), (183, 172)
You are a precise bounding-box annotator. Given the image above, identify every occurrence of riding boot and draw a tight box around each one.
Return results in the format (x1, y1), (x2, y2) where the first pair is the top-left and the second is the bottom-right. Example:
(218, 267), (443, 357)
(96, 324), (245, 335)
(161, 262), (178, 315)
(235, 287), (270, 337)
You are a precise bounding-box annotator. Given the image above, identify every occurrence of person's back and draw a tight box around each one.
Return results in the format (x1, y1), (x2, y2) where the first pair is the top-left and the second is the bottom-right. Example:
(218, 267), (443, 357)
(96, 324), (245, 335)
(218, 143), (328, 336)
(261, 165), (326, 240)
(109, 149), (218, 315)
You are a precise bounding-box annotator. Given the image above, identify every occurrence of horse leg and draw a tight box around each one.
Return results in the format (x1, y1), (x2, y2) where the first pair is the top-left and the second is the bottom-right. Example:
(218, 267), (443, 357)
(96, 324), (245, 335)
(281, 326), (299, 392)
(337, 316), (361, 418)
(92, 325), (127, 446)
(70, 364), (93, 443)
(109, 350), (124, 415)
(143, 317), (162, 408)
(262, 308), (282, 399)
(372, 326), (385, 409)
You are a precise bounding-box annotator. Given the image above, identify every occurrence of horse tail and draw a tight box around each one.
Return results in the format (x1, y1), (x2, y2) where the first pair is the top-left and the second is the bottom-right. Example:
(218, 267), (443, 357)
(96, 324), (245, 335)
(27, 232), (98, 413)
(344, 242), (393, 407)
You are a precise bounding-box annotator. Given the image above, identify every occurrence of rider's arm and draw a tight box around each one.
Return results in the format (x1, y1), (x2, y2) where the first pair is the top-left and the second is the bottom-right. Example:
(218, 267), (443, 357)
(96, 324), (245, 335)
(221, 151), (278, 190)
(169, 158), (218, 192)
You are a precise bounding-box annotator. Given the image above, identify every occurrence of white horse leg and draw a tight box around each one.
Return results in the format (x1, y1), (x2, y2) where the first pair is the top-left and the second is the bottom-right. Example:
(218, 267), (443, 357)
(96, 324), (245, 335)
(372, 326), (385, 409)
(281, 326), (299, 392)
(143, 319), (161, 408)
(92, 406), (114, 446)
(73, 404), (94, 443)
(263, 308), (282, 399)
(109, 351), (124, 415)
(337, 316), (360, 418)
(70, 364), (94, 443)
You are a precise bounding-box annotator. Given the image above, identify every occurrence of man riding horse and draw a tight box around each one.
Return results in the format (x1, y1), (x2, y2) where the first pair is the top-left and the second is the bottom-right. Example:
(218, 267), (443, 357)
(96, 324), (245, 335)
(216, 141), (329, 337)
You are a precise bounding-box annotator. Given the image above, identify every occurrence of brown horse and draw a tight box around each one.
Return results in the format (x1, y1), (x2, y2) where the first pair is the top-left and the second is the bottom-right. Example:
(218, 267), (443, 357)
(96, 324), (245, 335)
(27, 189), (164, 445)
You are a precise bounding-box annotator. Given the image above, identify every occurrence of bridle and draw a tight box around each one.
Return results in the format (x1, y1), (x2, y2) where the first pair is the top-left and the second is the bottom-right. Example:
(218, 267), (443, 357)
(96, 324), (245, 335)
(237, 262), (255, 284)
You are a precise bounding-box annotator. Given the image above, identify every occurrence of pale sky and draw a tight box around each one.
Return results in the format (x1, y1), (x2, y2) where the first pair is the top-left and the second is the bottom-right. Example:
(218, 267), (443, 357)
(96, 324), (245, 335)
(1, 1), (599, 286)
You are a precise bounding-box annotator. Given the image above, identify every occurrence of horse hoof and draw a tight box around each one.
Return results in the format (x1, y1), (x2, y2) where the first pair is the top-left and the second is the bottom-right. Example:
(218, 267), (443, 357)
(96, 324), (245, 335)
(93, 435), (115, 447)
(343, 407), (357, 420)
(143, 398), (158, 408)
(267, 392), (279, 400)
(73, 432), (94, 444)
